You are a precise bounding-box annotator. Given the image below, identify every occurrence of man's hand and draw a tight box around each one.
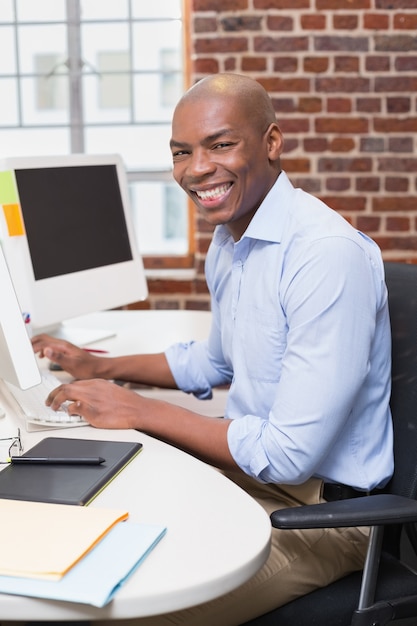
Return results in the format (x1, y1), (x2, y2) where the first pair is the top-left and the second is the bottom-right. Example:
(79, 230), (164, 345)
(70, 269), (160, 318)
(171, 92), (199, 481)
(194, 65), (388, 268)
(31, 334), (107, 380)
(45, 377), (237, 470)
(46, 378), (145, 429)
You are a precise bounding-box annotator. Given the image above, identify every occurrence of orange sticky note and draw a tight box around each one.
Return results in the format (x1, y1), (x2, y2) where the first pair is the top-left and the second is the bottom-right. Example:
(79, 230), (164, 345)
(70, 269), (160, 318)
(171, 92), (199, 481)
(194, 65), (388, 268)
(2, 203), (25, 236)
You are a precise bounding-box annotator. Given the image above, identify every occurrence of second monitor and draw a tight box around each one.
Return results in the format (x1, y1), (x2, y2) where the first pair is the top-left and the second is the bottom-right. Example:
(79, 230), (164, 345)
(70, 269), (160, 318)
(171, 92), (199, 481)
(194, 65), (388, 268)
(0, 153), (148, 345)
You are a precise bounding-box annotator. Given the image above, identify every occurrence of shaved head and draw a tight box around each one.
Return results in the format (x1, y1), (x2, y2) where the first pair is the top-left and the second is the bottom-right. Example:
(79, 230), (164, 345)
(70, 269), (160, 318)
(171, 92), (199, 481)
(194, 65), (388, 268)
(177, 73), (278, 135)
(170, 73), (284, 240)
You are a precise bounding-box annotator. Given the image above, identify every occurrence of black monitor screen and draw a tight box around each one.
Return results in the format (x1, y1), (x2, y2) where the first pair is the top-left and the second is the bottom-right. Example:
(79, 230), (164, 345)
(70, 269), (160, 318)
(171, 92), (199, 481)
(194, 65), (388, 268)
(15, 164), (133, 281)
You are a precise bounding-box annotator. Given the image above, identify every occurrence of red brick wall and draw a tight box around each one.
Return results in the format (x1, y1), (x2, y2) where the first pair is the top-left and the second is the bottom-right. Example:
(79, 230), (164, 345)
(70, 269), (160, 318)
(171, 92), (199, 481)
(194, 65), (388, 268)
(141, 0), (417, 310)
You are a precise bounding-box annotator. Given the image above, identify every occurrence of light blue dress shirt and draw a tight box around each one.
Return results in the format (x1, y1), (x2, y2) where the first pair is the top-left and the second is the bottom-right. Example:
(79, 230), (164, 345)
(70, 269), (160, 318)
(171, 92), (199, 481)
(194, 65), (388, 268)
(165, 172), (393, 489)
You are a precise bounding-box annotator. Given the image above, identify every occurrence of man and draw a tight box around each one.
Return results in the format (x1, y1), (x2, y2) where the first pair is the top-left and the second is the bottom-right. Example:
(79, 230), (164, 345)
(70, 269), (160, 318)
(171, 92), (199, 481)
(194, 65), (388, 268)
(32, 73), (393, 625)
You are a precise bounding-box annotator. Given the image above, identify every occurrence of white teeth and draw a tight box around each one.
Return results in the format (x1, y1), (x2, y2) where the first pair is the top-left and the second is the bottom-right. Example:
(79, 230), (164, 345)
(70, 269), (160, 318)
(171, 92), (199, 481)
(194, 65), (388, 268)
(195, 184), (230, 201)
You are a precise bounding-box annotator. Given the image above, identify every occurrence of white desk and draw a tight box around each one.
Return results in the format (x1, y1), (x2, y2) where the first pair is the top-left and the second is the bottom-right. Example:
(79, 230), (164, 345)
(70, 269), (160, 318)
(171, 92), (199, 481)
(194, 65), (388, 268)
(0, 310), (271, 621)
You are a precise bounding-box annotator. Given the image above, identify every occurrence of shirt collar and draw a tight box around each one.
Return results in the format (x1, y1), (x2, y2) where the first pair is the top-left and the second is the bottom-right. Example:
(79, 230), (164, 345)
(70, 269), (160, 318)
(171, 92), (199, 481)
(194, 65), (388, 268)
(212, 171), (294, 247)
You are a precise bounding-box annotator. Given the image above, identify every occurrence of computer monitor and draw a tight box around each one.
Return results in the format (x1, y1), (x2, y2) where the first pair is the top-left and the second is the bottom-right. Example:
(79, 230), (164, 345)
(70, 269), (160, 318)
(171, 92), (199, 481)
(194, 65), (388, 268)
(0, 244), (41, 390)
(0, 153), (148, 345)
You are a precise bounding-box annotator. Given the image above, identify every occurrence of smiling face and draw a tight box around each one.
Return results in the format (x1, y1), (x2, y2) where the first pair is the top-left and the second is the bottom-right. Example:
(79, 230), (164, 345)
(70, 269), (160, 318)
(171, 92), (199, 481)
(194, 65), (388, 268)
(170, 75), (283, 241)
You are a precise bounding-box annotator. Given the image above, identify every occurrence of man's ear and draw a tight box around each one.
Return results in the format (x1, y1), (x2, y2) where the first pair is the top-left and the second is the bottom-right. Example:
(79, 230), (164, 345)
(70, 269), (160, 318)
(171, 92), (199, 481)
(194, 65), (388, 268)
(266, 123), (284, 162)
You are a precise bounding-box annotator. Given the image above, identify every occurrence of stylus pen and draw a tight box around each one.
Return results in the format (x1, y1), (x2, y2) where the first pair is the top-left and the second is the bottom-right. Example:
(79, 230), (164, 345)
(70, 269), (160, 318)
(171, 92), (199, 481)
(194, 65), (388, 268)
(8, 456), (106, 465)
(83, 348), (109, 354)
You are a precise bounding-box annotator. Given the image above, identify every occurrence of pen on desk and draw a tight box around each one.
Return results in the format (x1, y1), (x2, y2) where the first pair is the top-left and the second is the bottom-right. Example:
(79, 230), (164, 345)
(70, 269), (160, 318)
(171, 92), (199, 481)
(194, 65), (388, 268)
(8, 456), (106, 465)
(83, 348), (109, 354)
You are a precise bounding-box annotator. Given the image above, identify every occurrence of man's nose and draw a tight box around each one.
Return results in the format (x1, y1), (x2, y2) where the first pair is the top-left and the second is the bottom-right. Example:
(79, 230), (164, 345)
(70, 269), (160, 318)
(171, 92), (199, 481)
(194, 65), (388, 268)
(187, 149), (216, 177)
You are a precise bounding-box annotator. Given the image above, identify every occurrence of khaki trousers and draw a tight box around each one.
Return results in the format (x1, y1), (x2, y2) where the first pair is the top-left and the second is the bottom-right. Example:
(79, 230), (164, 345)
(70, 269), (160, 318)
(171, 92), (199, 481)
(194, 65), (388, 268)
(96, 472), (369, 626)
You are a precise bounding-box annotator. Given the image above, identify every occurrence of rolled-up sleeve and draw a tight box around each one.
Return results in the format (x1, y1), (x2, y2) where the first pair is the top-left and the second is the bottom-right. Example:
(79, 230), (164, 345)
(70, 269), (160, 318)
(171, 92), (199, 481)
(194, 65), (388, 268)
(226, 236), (393, 489)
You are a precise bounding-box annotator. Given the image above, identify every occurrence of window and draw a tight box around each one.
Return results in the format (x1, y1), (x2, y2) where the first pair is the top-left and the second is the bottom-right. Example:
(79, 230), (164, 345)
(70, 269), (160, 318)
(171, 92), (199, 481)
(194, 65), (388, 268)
(0, 0), (190, 267)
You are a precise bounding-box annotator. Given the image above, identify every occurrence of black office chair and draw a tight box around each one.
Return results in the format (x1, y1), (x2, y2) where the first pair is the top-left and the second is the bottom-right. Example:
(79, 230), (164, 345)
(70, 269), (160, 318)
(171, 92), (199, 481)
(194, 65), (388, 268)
(243, 262), (417, 626)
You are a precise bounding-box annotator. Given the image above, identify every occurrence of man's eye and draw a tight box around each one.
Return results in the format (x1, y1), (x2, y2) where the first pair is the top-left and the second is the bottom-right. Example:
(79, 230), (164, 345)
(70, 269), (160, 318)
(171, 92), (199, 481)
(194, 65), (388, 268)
(213, 142), (233, 150)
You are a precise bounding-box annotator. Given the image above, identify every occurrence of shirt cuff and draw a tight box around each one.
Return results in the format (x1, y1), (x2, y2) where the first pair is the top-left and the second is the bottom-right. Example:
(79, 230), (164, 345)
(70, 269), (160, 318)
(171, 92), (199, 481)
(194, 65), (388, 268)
(165, 342), (213, 400)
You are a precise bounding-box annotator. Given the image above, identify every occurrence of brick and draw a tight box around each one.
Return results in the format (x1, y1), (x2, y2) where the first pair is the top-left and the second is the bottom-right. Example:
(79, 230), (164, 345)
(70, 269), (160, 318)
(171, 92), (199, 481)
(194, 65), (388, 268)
(282, 138), (299, 153)
(333, 15), (359, 30)
(272, 97), (297, 112)
(356, 177), (381, 192)
(317, 0), (370, 7)
(127, 300), (151, 311)
(221, 15), (262, 31)
(316, 77), (370, 92)
(356, 97), (382, 113)
(147, 279), (193, 295)
(318, 157), (372, 172)
(327, 98), (352, 113)
(386, 217), (411, 231)
(375, 76), (417, 92)
(387, 97), (411, 113)
(303, 56), (329, 73)
(385, 177), (410, 192)
(279, 117), (310, 133)
(298, 97), (323, 112)
(363, 13), (389, 29)
(374, 236), (417, 252)
(320, 196), (367, 212)
(301, 15), (326, 30)
(314, 36), (369, 51)
(255, 36), (309, 52)
(259, 77), (311, 92)
(394, 13), (417, 29)
(378, 157), (417, 172)
(326, 177), (351, 191)
(292, 177), (322, 193)
(360, 137), (385, 152)
(241, 56), (267, 71)
(334, 56), (360, 72)
(388, 137), (413, 152)
(184, 299), (211, 311)
(304, 137), (328, 152)
(356, 216), (381, 232)
(365, 55), (391, 71)
(316, 117), (369, 133)
(193, 0), (248, 9)
(197, 236), (212, 254)
(192, 58), (219, 73)
(374, 118), (417, 133)
(154, 299), (181, 310)
(254, 0), (310, 7)
(375, 35), (417, 52)
(195, 37), (248, 53)
(329, 137), (355, 152)
(395, 56), (417, 71)
(267, 15), (294, 31)
(224, 57), (237, 70)
(193, 278), (210, 295)
(194, 18), (218, 33)
(376, 0), (417, 7)
(273, 57), (298, 72)
(281, 158), (311, 172)
(373, 197), (417, 211)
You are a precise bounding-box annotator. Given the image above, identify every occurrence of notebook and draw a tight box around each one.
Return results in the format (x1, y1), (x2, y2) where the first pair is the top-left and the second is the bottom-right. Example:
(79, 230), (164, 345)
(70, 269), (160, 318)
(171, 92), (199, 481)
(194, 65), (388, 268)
(0, 437), (142, 505)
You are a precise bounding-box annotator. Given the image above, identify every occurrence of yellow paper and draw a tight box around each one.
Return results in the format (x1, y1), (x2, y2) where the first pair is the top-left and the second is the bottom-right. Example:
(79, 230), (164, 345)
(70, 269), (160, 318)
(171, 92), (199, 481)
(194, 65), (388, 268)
(0, 499), (128, 580)
(2, 203), (25, 236)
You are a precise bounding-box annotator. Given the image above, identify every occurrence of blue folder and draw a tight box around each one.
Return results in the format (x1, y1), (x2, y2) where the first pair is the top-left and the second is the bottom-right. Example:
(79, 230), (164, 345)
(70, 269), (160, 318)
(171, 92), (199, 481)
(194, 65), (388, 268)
(0, 520), (167, 607)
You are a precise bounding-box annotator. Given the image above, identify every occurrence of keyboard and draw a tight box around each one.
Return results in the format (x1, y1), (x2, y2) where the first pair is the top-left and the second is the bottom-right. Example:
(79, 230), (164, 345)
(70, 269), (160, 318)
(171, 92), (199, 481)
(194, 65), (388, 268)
(4, 371), (88, 429)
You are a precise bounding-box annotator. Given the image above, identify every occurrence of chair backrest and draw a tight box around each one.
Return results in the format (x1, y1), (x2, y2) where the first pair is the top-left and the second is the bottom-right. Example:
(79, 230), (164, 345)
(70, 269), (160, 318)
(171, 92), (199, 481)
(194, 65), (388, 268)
(384, 262), (417, 501)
